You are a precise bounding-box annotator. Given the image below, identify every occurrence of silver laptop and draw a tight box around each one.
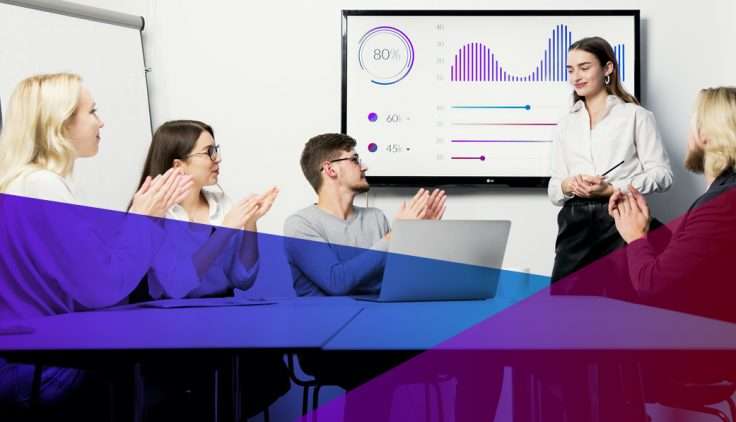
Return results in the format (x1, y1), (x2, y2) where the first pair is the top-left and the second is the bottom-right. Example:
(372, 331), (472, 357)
(358, 220), (511, 302)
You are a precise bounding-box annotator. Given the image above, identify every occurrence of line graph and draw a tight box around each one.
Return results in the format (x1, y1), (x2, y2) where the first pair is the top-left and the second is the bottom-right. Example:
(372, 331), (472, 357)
(449, 25), (626, 82)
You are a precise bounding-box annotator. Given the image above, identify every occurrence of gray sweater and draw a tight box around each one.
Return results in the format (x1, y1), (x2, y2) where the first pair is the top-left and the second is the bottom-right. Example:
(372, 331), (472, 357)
(283, 205), (390, 296)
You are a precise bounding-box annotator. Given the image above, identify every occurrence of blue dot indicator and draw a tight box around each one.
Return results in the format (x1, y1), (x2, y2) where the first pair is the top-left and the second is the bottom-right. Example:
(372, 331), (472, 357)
(368, 112), (378, 122)
(368, 143), (378, 153)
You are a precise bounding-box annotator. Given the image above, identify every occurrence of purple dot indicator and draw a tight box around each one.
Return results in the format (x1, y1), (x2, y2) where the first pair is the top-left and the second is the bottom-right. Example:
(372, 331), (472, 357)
(480, 155), (486, 161)
(368, 112), (378, 122)
(368, 143), (378, 153)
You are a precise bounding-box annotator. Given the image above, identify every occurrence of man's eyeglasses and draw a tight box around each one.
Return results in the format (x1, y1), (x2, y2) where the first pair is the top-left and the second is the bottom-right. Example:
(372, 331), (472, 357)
(321, 155), (363, 172)
(187, 144), (221, 161)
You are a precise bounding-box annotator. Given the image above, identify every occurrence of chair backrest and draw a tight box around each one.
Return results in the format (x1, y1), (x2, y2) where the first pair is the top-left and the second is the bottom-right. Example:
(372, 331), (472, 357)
(127, 275), (153, 304)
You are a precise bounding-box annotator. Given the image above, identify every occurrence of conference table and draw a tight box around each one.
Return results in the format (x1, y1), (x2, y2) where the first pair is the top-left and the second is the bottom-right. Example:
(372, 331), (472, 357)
(325, 294), (736, 350)
(324, 294), (736, 421)
(0, 297), (363, 422)
(0, 297), (363, 352)
(3, 294), (736, 421)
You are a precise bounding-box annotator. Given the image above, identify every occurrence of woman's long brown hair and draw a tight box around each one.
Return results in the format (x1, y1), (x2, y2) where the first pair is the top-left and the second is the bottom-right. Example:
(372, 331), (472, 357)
(569, 36), (639, 105)
(128, 120), (213, 210)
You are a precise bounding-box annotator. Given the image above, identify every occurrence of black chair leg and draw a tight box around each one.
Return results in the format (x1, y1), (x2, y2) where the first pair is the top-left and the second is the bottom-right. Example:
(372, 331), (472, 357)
(108, 381), (115, 422)
(31, 364), (42, 409)
(302, 385), (311, 416)
(133, 363), (144, 422)
(214, 368), (220, 422)
(424, 384), (431, 421)
(432, 382), (444, 422)
(311, 384), (322, 422)
(25, 363), (43, 420)
(232, 355), (241, 422)
(263, 406), (270, 422)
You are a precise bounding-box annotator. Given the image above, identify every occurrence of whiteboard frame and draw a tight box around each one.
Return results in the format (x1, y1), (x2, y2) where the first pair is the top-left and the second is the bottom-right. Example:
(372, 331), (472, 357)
(0, 0), (155, 209)
(0, 0), (144, 29)
(0, 0), (154, 154)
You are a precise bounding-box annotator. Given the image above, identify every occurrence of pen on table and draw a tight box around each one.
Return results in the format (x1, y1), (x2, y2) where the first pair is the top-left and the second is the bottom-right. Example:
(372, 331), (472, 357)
(601, 160), (625, 178)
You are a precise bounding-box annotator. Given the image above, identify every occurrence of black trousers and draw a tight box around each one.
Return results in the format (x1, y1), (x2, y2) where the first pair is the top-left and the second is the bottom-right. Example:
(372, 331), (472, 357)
(551, 197), (624, 282)
(551, 197), (668, 297)
(549, 197), (637, 300)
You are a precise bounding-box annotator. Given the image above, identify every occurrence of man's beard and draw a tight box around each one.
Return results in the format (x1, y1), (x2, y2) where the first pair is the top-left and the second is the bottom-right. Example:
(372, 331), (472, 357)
(352, 177), (370, 194)
(353, 183), (370, 194)
(684, 145), (706, 174)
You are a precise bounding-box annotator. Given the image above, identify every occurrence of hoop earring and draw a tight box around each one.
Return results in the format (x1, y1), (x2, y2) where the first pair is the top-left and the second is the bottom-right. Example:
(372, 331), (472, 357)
(604, 75), (611, 86)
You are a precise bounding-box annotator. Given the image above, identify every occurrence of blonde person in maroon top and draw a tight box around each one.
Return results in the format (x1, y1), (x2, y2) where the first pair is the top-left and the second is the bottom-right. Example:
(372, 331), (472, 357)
(610, 87), (736, 322)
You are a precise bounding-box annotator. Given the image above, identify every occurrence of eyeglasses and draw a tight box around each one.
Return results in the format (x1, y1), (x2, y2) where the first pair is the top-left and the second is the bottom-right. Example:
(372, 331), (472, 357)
(320, 154), (363, 172)
(187, 144), (221, 161)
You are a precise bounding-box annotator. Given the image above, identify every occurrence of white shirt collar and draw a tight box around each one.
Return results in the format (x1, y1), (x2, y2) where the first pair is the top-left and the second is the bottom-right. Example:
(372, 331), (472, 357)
(167, 189), (226, 223)
(570, 94), (624, 114)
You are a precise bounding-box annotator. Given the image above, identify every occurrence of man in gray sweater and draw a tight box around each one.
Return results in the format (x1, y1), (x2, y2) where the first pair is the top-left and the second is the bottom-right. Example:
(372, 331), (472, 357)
(284, 133), (504, 421)
(283, 133), (447, 420)
(284, 133), (446, 297)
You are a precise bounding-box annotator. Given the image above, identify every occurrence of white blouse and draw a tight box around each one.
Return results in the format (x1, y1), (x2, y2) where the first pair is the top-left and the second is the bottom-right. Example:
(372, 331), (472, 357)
(547, 95), (673, 206)
(0, 168), (163, 319)
(5, 169), (77, 204)
(166, 189), (232, 224)
(147, 189), (259, 299)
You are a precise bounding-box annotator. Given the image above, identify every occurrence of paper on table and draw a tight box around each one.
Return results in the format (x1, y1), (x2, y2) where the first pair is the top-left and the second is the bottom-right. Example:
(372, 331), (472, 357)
(139, 297), (275, 309)
(0, 324), (34, 335)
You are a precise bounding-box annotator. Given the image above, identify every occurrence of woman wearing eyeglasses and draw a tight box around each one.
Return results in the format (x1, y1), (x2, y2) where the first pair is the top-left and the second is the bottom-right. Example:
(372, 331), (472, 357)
(132, 120), (288, 419)
(134, 120), (278, 300)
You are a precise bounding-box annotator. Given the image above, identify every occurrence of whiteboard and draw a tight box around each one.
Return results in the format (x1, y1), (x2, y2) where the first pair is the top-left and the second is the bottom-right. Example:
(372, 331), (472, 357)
(0, 1), (151, 210)
(342, 11), (639, 187)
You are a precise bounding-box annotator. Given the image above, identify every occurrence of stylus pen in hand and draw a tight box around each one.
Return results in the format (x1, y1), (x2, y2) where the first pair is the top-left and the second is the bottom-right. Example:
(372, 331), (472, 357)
(601, 160), (625, 178)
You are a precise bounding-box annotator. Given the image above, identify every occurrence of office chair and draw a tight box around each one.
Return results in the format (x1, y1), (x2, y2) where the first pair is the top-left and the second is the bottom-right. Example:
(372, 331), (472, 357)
(652, 379), (736, 422)
(287, 353), (448, 421)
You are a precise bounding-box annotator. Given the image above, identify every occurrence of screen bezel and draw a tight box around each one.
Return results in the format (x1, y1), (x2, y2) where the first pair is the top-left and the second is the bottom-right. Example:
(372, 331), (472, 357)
(341, 9), (641, 188)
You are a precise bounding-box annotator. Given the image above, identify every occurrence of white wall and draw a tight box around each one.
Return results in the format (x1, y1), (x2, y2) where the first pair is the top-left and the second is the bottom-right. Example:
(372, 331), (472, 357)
(64, 0), (736, 276)
(21, 2), (736, 420)
(135, 0), (734, 278)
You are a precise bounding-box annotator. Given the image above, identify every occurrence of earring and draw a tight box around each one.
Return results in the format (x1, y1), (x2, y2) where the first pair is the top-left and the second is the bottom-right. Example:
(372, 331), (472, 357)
(604, 75), (611, 86)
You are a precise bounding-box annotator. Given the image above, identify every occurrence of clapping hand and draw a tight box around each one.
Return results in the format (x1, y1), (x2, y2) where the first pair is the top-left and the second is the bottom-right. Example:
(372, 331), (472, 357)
(608, 185), (650, 243)
(130, 168), (193, 217)
(424, 188), (447, 220)
(223, 186), (279, 230)
(394, 188), (447, 220)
